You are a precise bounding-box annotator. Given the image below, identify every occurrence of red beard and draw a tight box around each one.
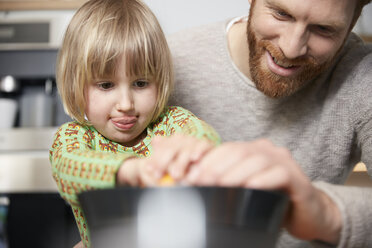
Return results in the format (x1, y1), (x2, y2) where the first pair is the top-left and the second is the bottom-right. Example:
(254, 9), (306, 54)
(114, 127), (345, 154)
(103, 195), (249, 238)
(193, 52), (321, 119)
(246, 17), (333, 98)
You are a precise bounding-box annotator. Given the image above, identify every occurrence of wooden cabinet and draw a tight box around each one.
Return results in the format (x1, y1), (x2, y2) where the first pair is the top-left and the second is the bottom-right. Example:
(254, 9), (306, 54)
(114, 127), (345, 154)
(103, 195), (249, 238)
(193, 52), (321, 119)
(0, 0), (88, 10)
(361, 35), (372, 43)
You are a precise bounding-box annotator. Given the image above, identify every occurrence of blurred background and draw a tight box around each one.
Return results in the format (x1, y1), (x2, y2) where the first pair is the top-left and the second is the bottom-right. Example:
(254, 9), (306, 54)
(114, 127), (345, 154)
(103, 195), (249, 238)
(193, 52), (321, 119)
(0, 0), (371, 247)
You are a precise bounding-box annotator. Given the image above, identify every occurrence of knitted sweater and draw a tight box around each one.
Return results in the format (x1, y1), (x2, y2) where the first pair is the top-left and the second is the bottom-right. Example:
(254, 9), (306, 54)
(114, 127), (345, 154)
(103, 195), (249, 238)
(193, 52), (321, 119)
(49, 106), (220, 247)
(168, 20), (372, 248)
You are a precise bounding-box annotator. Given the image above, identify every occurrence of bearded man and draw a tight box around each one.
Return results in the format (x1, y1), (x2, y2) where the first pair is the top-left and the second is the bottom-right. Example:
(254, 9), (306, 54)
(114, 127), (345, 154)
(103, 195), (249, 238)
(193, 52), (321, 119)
(168, 0), (372, 247)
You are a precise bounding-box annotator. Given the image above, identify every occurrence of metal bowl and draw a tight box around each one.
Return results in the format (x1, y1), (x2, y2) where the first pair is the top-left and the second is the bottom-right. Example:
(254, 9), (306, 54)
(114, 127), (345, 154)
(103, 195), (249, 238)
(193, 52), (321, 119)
(78, 187), (288, 248)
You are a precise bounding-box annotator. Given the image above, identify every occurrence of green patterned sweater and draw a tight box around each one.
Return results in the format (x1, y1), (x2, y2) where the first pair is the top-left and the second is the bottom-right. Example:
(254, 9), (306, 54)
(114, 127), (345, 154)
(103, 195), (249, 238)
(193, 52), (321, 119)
(49, 106), (220, 247)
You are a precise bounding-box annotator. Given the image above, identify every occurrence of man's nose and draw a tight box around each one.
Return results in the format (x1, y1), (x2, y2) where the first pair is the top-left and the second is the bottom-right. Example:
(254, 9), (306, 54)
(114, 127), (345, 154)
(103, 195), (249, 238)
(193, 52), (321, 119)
(279, 25), (308, 59)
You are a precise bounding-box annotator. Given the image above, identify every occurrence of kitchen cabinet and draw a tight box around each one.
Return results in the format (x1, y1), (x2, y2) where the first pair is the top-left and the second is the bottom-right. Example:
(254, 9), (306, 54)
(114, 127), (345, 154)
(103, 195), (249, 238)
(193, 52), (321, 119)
(0, 0), (88, 10)
(3, 193), (80, 247)
(346, 163), (372, 187)
(361, 35), (372, 43)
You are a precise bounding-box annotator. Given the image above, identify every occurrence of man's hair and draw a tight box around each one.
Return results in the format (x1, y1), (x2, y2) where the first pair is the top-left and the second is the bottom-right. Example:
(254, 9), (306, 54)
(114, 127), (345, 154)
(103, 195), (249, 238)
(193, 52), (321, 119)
(57, 0), (173, 125)
(352, 0), (372, 28)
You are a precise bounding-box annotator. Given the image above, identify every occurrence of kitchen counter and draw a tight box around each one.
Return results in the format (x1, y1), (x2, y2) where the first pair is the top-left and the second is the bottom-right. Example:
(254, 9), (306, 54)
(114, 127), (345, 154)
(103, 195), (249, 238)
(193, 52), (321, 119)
(0, 152), (58, 193)
(0, 127), (58, 193)
(0, 127), (57, 151)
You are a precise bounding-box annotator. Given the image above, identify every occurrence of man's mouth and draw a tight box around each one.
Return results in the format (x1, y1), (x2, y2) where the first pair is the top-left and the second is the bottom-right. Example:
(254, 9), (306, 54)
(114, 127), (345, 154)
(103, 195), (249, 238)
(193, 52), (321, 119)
(272, 56), (296, 69)
(265, 51), (300, 77)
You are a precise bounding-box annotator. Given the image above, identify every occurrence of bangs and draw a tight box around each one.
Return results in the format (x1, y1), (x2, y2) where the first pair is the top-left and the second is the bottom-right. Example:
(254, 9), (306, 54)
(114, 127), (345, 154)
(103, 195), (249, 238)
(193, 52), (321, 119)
(87, 9), (158, 82)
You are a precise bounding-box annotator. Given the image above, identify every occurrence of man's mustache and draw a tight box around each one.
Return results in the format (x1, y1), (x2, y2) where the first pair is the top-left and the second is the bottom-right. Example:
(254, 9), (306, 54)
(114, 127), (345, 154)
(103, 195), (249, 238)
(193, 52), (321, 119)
(259, 40), (318, 67)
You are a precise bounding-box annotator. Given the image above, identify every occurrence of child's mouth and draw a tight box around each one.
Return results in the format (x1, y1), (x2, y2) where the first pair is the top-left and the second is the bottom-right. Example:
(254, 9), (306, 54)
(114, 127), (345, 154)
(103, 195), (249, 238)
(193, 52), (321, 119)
(111, 117), (137, 130)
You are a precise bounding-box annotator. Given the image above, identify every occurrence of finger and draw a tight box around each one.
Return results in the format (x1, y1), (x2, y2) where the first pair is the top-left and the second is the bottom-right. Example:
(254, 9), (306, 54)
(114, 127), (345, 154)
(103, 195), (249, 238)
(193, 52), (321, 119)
(168, 151), (191, 180)
(217, 155), (269, 187)
(117, 158), (139, 186)
(138, 160), (158, 187)
(189, 139), (214, 162)
(151, 143), (179, 167)
(169, 139), (214, 180)
(151, 135), (211, 179)
(149, 137), (181, 177)
(151, 135), (163, 146)
(186, 142), (251, 184)
(244, 165), (291, 191)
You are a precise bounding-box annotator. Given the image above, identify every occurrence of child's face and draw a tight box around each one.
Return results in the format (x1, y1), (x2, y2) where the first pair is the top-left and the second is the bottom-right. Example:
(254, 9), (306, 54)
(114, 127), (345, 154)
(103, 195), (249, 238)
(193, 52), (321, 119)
(84, 55), (158, 147)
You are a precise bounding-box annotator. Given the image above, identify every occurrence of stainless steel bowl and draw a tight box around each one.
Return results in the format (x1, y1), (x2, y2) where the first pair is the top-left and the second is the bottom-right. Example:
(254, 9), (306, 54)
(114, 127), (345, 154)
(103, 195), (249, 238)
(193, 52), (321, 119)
(79, 187), (288, 248)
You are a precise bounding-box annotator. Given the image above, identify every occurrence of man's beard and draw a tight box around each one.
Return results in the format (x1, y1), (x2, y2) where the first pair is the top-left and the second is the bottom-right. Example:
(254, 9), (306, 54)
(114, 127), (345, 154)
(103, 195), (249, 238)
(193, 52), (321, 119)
(247, 18), (334, 98)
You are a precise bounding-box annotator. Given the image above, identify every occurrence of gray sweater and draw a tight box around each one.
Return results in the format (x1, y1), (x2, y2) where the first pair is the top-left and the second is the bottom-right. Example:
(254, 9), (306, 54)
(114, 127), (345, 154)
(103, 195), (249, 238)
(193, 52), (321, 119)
(168, 20), (372, 248)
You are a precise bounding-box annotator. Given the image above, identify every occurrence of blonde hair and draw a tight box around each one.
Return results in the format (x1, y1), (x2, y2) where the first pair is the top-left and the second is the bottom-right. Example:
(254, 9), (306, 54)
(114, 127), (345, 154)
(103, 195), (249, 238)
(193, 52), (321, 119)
(57, 0), (173, 125)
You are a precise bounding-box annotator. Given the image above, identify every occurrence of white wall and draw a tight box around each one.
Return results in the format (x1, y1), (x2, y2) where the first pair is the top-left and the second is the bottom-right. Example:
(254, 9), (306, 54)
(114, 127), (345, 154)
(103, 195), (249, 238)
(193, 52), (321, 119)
(1, 0), (371, 47)
(0, 0), (249, 47)
(143, 0), (249, 34)
(356, 3), (372, 36)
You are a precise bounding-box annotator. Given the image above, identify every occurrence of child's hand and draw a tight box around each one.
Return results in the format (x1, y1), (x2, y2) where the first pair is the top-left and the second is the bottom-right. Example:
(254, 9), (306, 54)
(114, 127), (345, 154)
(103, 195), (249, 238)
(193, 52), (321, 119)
(116, 135), (214, 187)
(149, 134), (214, 183)
(116, 157), (158, 187)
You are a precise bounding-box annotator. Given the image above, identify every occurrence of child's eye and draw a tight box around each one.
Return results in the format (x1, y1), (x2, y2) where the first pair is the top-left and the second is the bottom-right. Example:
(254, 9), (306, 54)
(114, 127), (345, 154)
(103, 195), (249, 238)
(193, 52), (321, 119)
(133, 80), (149, 88)
(97, 81), (114, 90)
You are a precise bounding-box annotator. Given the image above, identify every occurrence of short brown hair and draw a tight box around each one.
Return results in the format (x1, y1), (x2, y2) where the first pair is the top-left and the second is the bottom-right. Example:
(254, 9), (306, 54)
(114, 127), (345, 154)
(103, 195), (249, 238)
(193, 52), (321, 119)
(352, 0), (372, 28)
(57, 0), (173, 125)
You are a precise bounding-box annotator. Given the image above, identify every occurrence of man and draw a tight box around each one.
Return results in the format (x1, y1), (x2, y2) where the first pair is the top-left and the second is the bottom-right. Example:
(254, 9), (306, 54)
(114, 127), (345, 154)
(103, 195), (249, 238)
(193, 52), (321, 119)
(168, 0), (372, 247)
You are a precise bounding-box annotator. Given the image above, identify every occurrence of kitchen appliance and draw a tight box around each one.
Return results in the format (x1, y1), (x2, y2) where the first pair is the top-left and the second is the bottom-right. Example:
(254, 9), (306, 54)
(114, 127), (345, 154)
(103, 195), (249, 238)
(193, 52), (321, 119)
(0, 49), (71, 128)
(1, 193), (79, 248)
(0, 75), (19, 129)
(18, 78), (55, 127)
(0, 18), (65, 50)
(0, 48), (78, 247)
(79, 187), (288, 248)
(0, 99), (17, 129)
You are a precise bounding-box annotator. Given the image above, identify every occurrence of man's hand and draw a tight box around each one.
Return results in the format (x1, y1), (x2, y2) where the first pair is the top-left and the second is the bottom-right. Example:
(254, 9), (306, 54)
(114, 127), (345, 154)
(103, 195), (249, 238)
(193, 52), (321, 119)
(186, 139), (342, 244)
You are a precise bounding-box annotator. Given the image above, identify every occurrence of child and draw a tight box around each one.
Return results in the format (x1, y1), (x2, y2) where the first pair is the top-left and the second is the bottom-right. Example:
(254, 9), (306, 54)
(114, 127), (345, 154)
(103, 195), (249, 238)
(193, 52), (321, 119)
(49, 0), (220, 247)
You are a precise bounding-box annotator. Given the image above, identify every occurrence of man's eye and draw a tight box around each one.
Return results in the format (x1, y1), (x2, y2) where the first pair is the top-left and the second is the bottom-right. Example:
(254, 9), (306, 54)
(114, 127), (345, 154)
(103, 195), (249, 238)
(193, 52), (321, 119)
(97, 82), (114, 90)
(314, 25), (334, 36)
(277, 11), (288, 17)
(133, 80), (149, 88)
(274, 10), (291, 20)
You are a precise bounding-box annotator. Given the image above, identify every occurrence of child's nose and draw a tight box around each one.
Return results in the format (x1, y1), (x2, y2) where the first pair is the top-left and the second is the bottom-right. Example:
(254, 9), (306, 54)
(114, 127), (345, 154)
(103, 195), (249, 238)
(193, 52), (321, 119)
(116, 90), (134, 111)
